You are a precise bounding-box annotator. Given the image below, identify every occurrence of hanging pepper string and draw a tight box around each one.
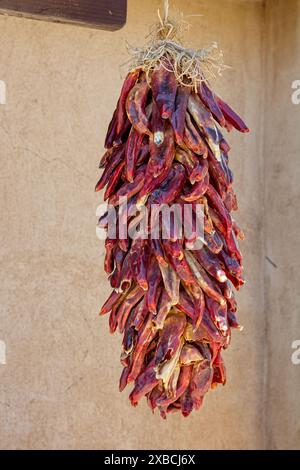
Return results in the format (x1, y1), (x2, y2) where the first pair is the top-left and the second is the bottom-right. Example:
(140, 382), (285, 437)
(126, 0), (228, 89)
(163, 0), (169, 24)
(157, 0), (174, 39)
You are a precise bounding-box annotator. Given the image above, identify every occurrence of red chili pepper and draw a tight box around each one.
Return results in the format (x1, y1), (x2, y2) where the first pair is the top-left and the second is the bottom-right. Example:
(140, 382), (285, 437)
(154, 312), (186, 366)
(131, 239), (149, 291)
(171, 86), (191, 145)
(109, 168), (145, 206)
(153, 290), (172, 330)
(198, 81), (226, 127)
(184, 112), (208, 156)
(125, 127), (144, 182)
(148, 121), (175, 178)
(116, 69), (141, 136)
(95, 145), (125, 192)
(206, 183), (232, 233)
(181, 173), (209, 202)
(149, 163), (186, 205)
(126, 75), (151, 136)
(212, 351), (226, 386)
(216, 95), (249, 133)
(194, 246), (227, 283)
(151, 63), (177, 119)
(98, 63), (248, 417)
(146, 256), (162, 314)
(104, 161), (125, 200)
(129, 361), (159, 407)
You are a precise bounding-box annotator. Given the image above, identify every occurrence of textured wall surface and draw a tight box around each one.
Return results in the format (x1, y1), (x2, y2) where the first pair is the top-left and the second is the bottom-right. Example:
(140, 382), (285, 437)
(264, 0), (300, 451)
(0, 0), (298, 450)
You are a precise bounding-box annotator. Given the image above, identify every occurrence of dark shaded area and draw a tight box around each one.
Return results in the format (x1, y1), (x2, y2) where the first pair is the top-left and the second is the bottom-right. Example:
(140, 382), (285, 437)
(0, 0), (127, 30)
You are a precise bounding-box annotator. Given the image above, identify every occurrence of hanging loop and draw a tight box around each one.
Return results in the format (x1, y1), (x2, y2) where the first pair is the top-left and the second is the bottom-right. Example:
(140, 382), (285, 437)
(163, 0), (169, 24)
(157, 0), (174, 40)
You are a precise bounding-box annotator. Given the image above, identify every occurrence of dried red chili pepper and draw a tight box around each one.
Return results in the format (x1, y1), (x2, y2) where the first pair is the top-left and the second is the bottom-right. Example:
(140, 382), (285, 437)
(198, 81), (226, 127)
(126, 74), (151, 137)
(216, 95), (249, 133)
(151, 63), (177, 119)
(172, 86), (191, 146)
(97, 61), (248, 417)
(184, 112), (208, 156)
(125, 127), (144, 182)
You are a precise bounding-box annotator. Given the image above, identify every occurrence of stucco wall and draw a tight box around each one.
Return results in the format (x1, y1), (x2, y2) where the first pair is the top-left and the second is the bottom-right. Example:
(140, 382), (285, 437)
(0, 0), (299, 450)
(264, 0), (300, 450)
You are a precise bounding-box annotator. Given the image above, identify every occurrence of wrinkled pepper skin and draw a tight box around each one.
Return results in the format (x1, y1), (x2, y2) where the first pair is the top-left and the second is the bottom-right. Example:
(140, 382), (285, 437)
(97, 62), (248, 417)
(125, 127), (143, 182)
(198, 81), (226, 127)
(216, 95), (249, 133)
(104, 70), (140, 149)
(116, 69), (141, 136)
(151, 63), (177, 119)
(126, 75), (151, 137)
(172, 86), (191, 146)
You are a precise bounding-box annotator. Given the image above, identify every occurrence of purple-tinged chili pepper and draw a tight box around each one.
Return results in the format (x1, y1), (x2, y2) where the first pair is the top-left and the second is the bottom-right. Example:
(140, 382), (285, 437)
(227, 310), (243, 330)
(185, 252), (226, 306)
(149, 163), (186, 206)
(126, 75), (152, 136)
(125, 127), (144, 182)
(128, 316), (157, 382)
(153, 290), (173, 330)
(131, 239), (149, 291)
(110, 245), (127, 288)
(104, 238), (116, 274)
(109, 169), (145, 206)
(205, 295), (229, 336)
(146, 257), (163, 314)
(116, 69), (141, 136)
(204, 229), (224, 254)
(190, 362), (213, 409)
(104, 108), (118, 149)
(181, 173), (209, 202)
(151, 239), (168, 268)
(181, 384), (194, 417)
(136, 139), (150, 166)
(206, 184), (232, 233)
(198, 81), (226, 127)
(216, 95), (249, 133)
(148, 121), (175, 178)
(154, 312), (186, 367)
(223, 186), (238, 212)
(151, 63), (177, 119)
(129, 360), (159, 407)
(194, 246), (227, 283)
(95, 145), (125, 192)
(175, 148), (208, 184)
(100, 289), (123, 316)
(104, 161), (125, 201)
(116, 285), (144, 333)
(212, 351), (226, 387)
(184, 112), (208, 156)
(171, 86), (191, 145)
(163, 241), (196, 285)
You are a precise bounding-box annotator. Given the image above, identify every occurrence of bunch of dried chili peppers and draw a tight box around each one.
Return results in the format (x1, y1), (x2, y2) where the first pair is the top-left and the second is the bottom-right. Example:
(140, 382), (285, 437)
(96, 24), (249, 417)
